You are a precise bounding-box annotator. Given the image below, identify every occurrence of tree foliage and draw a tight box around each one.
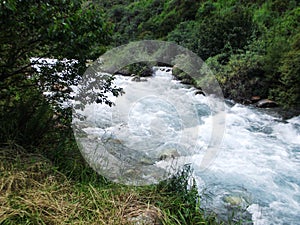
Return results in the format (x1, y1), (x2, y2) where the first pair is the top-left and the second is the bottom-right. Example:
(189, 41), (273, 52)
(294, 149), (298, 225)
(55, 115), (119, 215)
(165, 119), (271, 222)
(97, 0), (299, 112)
(2, 0), (300, 148)
(0, 0), (121, 148)
(270, 33), (300, 109)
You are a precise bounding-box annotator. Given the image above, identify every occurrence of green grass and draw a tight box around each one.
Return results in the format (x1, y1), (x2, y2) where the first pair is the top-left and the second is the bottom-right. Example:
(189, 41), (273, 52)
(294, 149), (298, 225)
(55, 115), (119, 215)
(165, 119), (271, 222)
(0, 130), (221, 225)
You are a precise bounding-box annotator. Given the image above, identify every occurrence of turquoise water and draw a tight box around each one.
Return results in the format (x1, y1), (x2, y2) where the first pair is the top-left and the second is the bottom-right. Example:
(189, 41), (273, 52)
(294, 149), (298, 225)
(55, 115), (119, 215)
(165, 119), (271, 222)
(74, 67), (300, 224)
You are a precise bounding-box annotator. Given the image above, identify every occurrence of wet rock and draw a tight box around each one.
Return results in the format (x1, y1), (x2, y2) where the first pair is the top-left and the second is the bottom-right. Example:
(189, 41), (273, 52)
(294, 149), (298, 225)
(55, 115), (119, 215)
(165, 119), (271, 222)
(251, 96), (261, 103)
(140, 66), (153, 77)
(52, 84), (72, 93)
(195, 90), (205, 96)
(115, 68), (131, 76)
(131, 75), (147, 82)
(131, 75), (139, 81)
(223, 196), (244, 207)
(256, 99), (278, 108)
(156, 62), (172, 67)
(126, 209), (162, 225)
(166, 68), (171, 72)
(221, 194), (253, 224)
(243, 99), (252, 105)
(159, 148), (180, 160)
(115, 63), (153, 77)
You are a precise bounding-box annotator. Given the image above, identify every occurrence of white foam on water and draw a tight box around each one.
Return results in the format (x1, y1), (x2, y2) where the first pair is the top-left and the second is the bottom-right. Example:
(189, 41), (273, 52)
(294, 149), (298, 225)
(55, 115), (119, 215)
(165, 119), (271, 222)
(75, 68), (300, 224)
(196, 103), (300, 224)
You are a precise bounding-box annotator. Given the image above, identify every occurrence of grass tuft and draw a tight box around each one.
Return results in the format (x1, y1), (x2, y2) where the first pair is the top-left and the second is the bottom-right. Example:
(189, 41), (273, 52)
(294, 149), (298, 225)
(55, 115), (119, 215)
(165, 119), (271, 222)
(0, 148), (162, 224)
(0, 140), (222, 224)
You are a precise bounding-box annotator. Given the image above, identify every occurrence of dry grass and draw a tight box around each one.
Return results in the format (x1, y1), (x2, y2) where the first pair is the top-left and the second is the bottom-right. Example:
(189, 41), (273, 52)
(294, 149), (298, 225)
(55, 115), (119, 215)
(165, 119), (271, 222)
(0, 148), (163, 225)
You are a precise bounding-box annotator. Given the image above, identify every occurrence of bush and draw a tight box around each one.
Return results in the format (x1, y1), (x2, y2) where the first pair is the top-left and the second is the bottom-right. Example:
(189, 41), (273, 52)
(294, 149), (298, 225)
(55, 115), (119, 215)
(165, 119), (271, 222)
(0, 86), (55, 149)
(205, 48), (267, 103)
(269, 33), (300, 109)
(168, 3), (256, 60)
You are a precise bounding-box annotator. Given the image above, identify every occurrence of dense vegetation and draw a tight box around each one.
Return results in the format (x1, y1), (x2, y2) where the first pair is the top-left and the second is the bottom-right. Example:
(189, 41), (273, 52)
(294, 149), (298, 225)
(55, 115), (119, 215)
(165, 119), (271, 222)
(0, 0), (299, 224)
(0, 0), (217, 224)
(98, 0), (300, 111)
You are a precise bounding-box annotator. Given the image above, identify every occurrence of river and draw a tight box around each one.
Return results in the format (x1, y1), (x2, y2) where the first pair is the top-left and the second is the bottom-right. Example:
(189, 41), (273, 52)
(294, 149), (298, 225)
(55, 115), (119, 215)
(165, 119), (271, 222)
(73, 67), (300, 224)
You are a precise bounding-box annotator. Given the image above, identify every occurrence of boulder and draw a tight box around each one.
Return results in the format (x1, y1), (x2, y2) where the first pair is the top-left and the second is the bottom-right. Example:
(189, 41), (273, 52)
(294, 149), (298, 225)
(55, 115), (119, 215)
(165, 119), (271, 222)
(242, 99), (252, 105)
(223, 196), (243, 207)
(131, 75), (147, 82)
(256, 99), (278, 108)
(159, 148), (180, 160)
(115, 68), (131, 76)
(126, 208), (161, 225)
(195, 90), (205, 96)
(131, 75), (140, 82)
(140, 66), (153, 77)
(251, 96), (261, 103)
(156, 62), (172, 67)
(52, 84), (72, 93)
(116, 64), (153, 77)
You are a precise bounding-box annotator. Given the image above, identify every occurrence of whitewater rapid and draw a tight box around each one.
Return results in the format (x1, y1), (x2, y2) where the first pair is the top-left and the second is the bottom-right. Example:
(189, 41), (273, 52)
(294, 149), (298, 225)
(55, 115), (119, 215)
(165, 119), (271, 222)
(196, 101), (300, 224)
(74, 67), (300, 224)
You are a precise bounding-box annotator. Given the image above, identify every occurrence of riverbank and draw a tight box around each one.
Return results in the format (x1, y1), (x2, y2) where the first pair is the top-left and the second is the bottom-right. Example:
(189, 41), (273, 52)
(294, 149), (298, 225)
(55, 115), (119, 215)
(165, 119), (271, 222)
(0, 135), (220, 224)
(130, 64), (299, 119)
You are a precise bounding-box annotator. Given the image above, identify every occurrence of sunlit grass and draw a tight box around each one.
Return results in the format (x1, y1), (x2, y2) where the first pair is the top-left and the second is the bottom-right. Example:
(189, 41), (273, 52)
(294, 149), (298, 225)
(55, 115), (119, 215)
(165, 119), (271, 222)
(0, 146), (220, 225)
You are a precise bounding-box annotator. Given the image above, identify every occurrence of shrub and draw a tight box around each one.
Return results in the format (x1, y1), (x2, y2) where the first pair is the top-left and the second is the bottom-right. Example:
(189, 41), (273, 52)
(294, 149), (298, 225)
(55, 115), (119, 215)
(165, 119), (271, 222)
(269, 33), (300, 109)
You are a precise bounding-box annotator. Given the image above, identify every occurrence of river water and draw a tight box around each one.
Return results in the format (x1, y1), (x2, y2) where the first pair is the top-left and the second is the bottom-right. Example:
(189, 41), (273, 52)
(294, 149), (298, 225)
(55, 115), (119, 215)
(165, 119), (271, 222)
(74, 67), (300, 224)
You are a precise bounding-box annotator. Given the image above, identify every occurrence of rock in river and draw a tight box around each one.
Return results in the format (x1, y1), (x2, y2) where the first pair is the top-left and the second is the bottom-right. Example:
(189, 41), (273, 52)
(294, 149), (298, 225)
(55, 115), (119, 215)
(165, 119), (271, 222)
(256, 99), (278, 108)
(131, 75), (147, 82)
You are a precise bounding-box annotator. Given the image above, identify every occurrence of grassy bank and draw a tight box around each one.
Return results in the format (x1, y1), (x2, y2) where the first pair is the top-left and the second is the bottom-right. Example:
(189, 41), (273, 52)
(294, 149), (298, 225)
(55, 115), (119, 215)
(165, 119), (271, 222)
(0, 136), (220, 225)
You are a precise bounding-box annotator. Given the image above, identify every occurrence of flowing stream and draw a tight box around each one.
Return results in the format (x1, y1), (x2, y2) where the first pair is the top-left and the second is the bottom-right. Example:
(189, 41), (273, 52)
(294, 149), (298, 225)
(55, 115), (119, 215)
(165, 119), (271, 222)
(74, 67), (300, 224)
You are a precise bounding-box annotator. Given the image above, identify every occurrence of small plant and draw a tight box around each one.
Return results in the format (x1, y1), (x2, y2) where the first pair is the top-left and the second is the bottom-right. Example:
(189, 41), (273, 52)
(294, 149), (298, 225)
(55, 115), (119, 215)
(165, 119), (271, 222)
(156, 164), (218, 225)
